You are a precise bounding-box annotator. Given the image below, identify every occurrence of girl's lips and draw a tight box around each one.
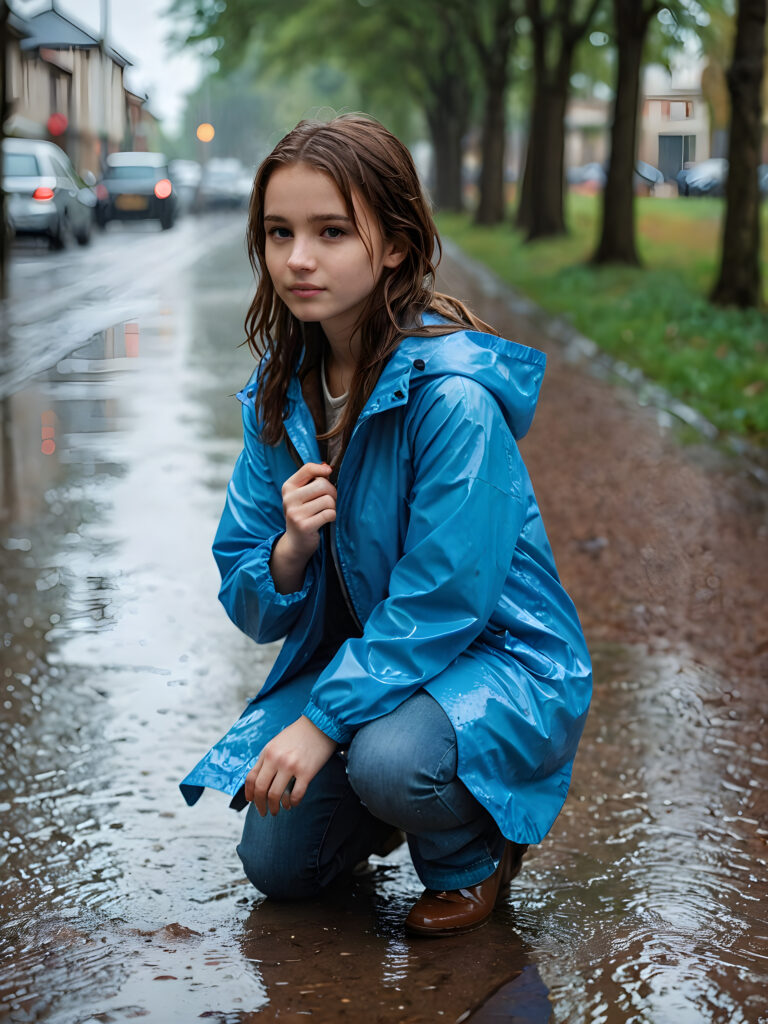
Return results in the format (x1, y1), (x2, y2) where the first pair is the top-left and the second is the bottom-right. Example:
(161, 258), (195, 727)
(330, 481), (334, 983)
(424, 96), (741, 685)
(289, 286), (325, 297)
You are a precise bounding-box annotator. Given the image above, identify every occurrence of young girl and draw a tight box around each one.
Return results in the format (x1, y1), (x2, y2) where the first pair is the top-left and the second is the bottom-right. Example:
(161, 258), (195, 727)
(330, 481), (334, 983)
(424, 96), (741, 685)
(180, 114), (592, 936)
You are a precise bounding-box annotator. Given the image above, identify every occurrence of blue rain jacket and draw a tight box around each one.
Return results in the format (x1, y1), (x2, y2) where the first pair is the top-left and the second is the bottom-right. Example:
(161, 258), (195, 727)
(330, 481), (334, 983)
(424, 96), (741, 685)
(180, 320), (592, 844)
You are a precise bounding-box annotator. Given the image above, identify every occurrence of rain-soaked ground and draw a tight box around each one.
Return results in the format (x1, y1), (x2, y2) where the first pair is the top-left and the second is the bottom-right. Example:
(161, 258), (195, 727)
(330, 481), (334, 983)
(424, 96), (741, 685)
(1, 214), (767, 1023)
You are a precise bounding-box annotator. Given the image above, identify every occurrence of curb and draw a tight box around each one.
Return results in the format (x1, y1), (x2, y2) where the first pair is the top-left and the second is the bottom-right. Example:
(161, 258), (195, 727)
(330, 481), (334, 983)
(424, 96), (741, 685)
(441, 236), (768, 486)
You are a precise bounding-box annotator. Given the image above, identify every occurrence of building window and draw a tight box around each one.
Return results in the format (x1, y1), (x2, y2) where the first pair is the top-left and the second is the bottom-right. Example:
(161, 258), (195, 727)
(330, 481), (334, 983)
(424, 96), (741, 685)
(683, 135), (696, 163)
(671, 100), (696, 120)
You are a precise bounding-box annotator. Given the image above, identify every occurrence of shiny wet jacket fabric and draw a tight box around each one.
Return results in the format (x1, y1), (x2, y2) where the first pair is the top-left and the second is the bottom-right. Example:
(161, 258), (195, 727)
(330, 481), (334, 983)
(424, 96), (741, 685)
(180, 323), (592, 845)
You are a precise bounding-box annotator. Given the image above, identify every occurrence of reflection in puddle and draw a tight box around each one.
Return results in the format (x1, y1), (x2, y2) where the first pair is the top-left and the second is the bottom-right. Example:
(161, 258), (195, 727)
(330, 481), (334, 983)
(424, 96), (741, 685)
(1, 243), (767, 1023)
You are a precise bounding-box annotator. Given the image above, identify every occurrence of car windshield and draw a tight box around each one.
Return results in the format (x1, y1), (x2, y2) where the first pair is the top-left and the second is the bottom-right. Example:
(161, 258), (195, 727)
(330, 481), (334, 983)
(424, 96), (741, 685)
(4, 153), (41, 177)
(107, 166), (160, 180)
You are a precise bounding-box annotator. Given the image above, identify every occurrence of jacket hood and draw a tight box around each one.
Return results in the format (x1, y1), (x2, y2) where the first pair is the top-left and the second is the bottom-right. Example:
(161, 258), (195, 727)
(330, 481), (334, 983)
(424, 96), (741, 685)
(377, 313), (546, 441)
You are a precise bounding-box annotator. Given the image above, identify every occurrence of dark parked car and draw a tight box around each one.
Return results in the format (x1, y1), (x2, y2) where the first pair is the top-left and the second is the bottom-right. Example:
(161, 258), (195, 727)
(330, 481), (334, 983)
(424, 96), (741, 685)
(566, 162), (606, 190)
(679, 160), (768, 197)
(634, 160), (664, 191)
(679, 158), (728, 197)
(195, 158), (251, 211)
(168, 158), (202, 216)
(566, 160), (664, 194)
(3, 137), (95, 248)
(96, 152), (177, 229)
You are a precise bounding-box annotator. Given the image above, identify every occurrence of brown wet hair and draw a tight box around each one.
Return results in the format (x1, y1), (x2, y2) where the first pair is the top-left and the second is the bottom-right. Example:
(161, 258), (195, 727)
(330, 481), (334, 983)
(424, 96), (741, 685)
(243, 113), (495, 454)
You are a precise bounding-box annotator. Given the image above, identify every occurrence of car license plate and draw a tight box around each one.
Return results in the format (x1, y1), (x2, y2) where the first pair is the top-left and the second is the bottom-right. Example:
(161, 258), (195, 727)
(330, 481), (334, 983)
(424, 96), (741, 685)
(115, 194), (148, 211)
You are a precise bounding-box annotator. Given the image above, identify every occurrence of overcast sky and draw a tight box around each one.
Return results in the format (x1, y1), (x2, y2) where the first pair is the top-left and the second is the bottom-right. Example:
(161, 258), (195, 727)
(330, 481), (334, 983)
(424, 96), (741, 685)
(15, 0), (209, 135)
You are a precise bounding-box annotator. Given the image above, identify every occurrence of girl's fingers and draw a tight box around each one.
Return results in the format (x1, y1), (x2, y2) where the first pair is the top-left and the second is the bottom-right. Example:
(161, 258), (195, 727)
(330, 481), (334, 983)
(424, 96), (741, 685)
(267, 770), (294, 816)
(285, 462), (332, 492)
(244, 754), (264, 804)
(289, 478), (337, 506)
(306, 508), (336, 530)
(280, 778), (295, 811)
(290, 494), (336, 521)
(251, 761), (277, 817)
(288, 776), (308, 808)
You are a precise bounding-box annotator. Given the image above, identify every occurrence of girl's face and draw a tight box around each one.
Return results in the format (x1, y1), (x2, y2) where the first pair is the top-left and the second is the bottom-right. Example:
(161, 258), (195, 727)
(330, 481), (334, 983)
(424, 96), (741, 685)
(263, 162), (403, 348)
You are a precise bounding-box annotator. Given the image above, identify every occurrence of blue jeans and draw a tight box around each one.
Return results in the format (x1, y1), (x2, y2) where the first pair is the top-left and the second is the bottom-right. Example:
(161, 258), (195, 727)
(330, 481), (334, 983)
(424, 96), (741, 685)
(236, 688), (505, 898)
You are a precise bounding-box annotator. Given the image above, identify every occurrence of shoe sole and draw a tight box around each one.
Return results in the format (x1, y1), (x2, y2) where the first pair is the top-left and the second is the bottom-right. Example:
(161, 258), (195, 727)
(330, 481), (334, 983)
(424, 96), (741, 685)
(405, 916), (491, 938)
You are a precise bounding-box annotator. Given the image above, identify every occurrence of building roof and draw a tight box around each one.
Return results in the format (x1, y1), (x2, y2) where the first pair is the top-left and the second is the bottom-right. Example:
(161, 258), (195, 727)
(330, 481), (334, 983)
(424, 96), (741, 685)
(17, 3), (133, 68)
(8, 11), (34, 38)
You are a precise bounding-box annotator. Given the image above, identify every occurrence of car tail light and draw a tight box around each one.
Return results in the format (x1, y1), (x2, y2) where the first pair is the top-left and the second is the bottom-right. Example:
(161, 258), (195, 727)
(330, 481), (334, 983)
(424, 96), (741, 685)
(96, 184), (109, 200)
(33, 187), (55, 201)
(154, 179), (172, 200)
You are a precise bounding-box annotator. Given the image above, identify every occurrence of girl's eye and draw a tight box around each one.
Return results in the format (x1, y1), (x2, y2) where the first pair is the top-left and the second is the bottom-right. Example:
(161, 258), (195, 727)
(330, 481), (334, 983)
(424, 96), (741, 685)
(323, 226), (345, 239)
(268, 227), (292, 239)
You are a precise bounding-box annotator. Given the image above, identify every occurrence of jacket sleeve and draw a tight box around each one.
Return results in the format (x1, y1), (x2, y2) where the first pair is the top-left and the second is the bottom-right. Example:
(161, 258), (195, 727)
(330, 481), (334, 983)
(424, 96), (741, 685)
(212, 397), (316, 644)
(302, 376), (527, 743)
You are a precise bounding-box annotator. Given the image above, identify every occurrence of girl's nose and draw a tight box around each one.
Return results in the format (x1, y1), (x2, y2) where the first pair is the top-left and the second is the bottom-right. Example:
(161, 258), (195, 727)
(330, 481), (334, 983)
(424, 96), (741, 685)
(286, 241), (316, 273)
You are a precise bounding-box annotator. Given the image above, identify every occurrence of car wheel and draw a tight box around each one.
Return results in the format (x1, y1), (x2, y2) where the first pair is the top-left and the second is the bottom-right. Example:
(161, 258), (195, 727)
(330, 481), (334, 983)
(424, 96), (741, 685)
(75, 216), (92, 246)
(49, 212), (74, 250)
(160, 213), (175, 231)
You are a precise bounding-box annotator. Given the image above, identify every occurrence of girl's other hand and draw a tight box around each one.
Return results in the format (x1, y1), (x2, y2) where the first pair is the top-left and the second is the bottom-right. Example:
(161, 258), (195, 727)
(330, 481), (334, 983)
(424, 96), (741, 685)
(270, 462), (336, 593)
(244, 716), (338, 816)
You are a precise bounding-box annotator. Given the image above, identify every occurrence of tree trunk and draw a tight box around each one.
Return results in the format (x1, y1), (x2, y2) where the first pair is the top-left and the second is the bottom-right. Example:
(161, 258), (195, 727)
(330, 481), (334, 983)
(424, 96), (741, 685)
(593, 2), (655, 266)
(517, 0), (601, 240)
(424, 53), (470, 213)
(474, 6), (515, 226)
(475, 64), (509, 224)
(515, 137), (532, 230)
(0, 1), (9, 300)
(710, 0), (766, 308)
(515, 18), (546, 232)
(426, 102), (466, 212)
(524, 79), (569, 239)
(516, 22), (572, 239)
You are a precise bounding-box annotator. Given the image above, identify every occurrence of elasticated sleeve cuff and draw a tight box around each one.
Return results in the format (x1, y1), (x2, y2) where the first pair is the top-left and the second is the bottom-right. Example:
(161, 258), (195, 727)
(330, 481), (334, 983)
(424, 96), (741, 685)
(255, 531), (315, 605)
(301, 699), (354, 745)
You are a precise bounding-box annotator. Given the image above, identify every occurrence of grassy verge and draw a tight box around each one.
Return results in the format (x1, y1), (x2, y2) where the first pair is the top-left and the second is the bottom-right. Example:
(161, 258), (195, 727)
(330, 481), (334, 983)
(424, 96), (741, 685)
(437, 195), (768, 443)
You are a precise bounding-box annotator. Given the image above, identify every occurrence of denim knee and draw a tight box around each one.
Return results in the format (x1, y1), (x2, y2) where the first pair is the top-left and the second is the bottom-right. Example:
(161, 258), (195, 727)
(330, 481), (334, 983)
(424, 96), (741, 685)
(236, 804), (322, 901)
(346, 692), (458, 830)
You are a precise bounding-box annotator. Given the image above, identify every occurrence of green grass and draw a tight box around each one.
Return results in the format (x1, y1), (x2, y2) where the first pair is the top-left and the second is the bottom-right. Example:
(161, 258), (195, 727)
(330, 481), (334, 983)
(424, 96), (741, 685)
(437, 194), (768, 442)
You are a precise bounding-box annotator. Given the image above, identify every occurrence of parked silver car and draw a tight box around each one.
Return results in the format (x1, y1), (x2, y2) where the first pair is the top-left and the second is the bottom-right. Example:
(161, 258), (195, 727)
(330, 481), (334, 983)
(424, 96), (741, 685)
(3, 137), (96, 248)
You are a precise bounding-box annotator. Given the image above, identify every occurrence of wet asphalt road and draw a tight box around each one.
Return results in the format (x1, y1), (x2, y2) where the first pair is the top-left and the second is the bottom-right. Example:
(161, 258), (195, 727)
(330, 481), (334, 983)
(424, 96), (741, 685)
(1, 214), (767, 1023)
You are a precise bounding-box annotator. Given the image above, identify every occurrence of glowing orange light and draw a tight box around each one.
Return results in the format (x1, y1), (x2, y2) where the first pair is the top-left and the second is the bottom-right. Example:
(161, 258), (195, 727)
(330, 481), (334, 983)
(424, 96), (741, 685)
(154, 178), (172, 200)
(41, 439), (56, 455)
(33, 187), (55, 201)
(196, 122), (215, 143)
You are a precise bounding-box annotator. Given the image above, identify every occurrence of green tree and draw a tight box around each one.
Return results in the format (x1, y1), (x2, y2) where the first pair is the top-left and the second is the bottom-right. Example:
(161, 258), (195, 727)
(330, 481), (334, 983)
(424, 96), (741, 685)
(589, 1), (710, 267)
(516, 0), (604, 240)
(460, 0), (524, 225)
(0, 0), (10, 299)
(167, 0), (477, 211)
(591, 0), (662, 265)
(710, 0), (766, 308)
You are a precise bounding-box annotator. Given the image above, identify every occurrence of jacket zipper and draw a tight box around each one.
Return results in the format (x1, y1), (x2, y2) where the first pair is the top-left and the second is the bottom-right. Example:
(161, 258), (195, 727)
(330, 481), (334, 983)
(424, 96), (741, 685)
(326, 520), (363, 633)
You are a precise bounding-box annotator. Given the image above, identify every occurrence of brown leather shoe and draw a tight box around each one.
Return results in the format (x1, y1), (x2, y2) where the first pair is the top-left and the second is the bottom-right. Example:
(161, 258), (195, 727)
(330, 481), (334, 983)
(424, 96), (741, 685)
(405, 842), (528, 937)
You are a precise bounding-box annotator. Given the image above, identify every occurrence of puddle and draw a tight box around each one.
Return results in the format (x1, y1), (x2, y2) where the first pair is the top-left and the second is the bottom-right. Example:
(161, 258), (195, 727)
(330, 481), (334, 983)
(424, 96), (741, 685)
(1, 227), (766, 1023)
